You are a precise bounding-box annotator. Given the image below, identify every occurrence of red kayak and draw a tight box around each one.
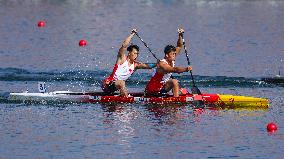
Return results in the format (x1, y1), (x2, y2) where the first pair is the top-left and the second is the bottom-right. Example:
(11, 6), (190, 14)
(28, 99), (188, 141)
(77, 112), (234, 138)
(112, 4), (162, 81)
(9, 91), (269, 109)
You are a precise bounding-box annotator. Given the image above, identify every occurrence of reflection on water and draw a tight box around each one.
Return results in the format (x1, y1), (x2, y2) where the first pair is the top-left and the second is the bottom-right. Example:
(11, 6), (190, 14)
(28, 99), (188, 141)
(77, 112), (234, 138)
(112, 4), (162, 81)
(0, 99), (281, 158)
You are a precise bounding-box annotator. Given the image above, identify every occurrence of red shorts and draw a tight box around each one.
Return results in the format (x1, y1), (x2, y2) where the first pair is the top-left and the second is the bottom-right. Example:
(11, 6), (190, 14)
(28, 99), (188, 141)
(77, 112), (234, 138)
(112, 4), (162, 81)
(101, 78), (117, 94)
(145, 72), (167, 96)
(145, 79), (165, 96)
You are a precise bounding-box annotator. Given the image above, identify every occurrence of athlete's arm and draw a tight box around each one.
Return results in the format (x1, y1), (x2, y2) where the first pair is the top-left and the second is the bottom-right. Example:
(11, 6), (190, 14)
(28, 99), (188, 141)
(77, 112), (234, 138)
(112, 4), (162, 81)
(135, 63), (156, 69)
(175, 28), (184, 56)
(117, 29), (137, 61)
(159, 61), (192, 74)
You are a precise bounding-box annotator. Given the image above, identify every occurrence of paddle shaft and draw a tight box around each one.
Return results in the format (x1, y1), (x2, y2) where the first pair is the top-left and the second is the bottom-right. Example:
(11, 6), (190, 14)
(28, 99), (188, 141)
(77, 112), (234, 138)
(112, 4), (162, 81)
(180, 33), (197, 87)
(135, 32), (159, 61)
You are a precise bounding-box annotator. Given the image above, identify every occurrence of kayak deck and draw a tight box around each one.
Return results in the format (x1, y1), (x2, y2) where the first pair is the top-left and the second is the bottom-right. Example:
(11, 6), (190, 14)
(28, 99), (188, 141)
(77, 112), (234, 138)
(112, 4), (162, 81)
(9, 91), (269, 109)
(216, 94), (269, 109)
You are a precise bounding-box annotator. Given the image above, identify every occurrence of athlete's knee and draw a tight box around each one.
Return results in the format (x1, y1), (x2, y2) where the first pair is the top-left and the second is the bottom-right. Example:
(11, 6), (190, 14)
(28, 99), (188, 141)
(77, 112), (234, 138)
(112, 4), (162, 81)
(115, 80), (125, 89)
(115, 80), (125, 86)
(172, 79), (179, 86)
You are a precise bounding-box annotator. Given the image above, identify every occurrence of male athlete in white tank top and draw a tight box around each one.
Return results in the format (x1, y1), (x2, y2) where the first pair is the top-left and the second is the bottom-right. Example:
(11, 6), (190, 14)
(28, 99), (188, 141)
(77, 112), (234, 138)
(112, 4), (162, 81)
(101, 29), (155, 97)
(145, 28), (192, 97)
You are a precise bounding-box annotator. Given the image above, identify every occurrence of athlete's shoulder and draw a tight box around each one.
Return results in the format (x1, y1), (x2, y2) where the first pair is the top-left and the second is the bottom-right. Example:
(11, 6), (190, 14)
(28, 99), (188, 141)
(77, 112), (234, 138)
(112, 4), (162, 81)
(158, 59), (169, 66)
(116, 55), (127, 65)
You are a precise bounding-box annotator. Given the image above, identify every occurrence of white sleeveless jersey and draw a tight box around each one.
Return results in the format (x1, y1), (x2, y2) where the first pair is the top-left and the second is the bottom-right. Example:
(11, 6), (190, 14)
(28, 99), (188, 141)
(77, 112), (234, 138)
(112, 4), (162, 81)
(151, 59), (175, 83)
(113, 60), (135, 81)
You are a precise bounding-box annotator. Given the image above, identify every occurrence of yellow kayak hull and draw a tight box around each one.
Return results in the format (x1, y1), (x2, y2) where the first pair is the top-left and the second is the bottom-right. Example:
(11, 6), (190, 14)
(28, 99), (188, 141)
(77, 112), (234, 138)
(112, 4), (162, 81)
(215, 94), (269, 109)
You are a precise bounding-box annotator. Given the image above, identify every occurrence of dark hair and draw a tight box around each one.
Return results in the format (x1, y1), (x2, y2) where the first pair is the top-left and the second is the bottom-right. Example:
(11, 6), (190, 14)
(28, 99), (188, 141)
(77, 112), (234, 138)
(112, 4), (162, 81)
(164, 45), (176, 54)
(127, 45), (139, 52)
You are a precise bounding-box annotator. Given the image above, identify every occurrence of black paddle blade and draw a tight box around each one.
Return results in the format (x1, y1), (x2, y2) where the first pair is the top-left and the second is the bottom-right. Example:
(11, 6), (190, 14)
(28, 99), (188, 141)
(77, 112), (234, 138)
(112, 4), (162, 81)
(193, 100), (205, 108)
(191, 91), (205, 108)
(191, 85), (202, 95)
(191, 86), (205, 107)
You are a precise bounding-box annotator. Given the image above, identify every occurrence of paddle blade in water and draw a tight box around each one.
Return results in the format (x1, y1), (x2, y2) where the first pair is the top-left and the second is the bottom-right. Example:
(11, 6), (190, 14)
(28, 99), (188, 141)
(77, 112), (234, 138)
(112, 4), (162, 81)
(193, 100), (205, 108)
(191, 86), (202, 95)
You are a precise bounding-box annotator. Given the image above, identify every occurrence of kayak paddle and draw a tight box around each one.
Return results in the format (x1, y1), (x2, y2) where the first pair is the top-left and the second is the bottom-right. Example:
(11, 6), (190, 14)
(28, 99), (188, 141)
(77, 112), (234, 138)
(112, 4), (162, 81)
(135, 32), (159, 61)
(180, 33), (202, 95)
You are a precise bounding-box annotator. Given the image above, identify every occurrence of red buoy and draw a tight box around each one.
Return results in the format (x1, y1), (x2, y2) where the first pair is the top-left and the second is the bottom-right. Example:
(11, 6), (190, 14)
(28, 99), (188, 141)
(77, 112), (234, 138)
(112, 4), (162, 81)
(37, 21), (45, 27)
(267, 122), (278, 132)
(79, 40), (87, 46)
